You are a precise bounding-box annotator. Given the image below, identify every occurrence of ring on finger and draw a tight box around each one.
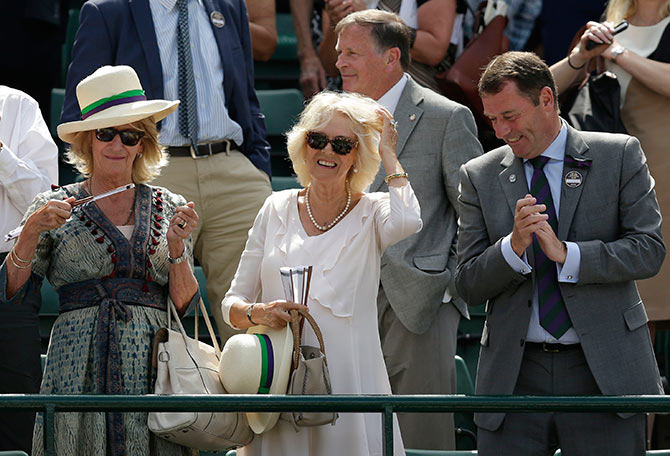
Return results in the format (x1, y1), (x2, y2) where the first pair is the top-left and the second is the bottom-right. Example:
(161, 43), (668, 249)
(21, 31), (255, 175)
(177, 218), (187, 229)
(390, 120), (398, 128)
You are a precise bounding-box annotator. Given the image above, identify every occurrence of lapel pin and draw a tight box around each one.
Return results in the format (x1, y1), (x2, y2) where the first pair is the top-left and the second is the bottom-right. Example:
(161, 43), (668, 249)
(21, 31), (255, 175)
(409, 113), (416, 121)
(565, 170), (583, 188)
(210, 11), (225, 28)
(509, 174), (516, 183)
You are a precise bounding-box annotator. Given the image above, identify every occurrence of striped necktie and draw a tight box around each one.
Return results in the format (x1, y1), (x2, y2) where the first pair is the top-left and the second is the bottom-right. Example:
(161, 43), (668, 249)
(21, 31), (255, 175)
(177, 0), (199, 151)
(529, 156), (572, 339)
(378, 0), (401, 13)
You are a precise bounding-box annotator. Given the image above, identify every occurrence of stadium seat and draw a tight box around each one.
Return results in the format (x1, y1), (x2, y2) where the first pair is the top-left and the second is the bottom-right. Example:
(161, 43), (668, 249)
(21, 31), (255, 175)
(457, 303), (486, 383)
(40, 280), (60, 353)
(50, 87), (82, 186)
(455, 355), (474, 396)
(257, 88), (304, 137)
(180, 266), (219, 344)
(455, 355), (476, 450)
(272, 176), (301, 192)
(256, 88), (304, 178)
(405, 451), (477, 455)
(61, 8), (81, 86)
(50, 88), (65, 138)
(254, 13), (299, 89)
(0, 451), (30, 456)
(554, 450), (670, 455)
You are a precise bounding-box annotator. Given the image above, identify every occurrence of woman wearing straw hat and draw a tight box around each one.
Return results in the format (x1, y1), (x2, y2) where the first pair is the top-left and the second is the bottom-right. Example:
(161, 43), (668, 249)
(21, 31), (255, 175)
(221, 91), (422, 456)
(1, 65), (198, 455)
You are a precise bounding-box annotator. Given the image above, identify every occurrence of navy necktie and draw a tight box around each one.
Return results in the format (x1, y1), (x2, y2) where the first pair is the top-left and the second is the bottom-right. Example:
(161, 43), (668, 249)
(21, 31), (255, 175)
(177, 0), (199, 150)
(529, 156), (572, 339)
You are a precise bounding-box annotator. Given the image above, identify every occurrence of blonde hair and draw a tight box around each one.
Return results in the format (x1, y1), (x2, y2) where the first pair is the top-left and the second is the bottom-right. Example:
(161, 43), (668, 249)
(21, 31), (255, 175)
(286, 91), (383, 193)
(66, 117), (167, 183)
(605, 0), (670, 23)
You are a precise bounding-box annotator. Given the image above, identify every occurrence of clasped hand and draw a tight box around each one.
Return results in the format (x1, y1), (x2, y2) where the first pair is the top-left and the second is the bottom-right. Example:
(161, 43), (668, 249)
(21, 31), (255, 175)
(510, 195), (567, 263)
(251, 300), (309, 328)
(23, 197), (76, 240)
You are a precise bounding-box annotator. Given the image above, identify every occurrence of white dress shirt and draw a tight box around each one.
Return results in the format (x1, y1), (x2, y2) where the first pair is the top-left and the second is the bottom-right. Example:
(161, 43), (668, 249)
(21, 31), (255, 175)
(149, 0), (244, 147)
(0, 86), (58, 253)
(377, 73), (408, 115)
(500, 122), (582, 343)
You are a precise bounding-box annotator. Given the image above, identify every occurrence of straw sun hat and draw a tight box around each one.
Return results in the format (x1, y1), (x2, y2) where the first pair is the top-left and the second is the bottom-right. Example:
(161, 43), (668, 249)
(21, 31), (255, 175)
(218, 324), (294, 434)
(57, 65), (179, 144)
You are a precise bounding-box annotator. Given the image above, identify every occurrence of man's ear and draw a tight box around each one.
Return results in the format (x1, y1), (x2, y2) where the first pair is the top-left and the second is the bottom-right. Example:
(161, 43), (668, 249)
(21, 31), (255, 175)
(385, 47), (402, 68)
(540, 86), (555, 110)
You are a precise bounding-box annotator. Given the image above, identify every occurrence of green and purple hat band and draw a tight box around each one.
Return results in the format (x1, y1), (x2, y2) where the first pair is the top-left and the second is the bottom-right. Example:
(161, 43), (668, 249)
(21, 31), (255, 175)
(80, 89), (147, 120)
(255, 334), (275, 394)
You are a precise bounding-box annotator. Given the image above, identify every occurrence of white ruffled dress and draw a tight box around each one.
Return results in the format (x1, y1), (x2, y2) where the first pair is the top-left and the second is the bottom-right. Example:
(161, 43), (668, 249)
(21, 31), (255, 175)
(222, 184), (422, 456)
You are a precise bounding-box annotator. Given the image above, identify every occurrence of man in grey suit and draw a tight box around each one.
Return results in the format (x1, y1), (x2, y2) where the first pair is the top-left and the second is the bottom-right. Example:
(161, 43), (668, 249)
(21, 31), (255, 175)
(335, 10), (483, 450)
(455, 51), (665, 455)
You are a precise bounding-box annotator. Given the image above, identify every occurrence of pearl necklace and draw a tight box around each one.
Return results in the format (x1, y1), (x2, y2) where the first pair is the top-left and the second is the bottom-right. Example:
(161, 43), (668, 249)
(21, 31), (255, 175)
(305, 184), (351, 231)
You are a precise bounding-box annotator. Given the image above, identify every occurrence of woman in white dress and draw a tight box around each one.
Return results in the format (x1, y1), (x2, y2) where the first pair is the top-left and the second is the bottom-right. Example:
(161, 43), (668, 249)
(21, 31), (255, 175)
(221, 91), (422, 456)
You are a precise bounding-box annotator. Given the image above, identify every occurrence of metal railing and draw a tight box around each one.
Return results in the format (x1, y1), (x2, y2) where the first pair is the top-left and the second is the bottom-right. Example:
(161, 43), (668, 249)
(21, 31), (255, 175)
(1, 394), (670, 456)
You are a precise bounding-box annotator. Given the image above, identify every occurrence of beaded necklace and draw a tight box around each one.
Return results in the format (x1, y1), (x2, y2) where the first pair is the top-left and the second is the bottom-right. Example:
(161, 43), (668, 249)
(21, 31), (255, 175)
(305, 183), (352, 231)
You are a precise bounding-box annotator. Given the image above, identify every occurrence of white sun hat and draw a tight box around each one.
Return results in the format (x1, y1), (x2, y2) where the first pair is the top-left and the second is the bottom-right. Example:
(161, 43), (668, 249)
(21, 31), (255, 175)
(218, 324), (294, 434)
(57, 65), (179, 144)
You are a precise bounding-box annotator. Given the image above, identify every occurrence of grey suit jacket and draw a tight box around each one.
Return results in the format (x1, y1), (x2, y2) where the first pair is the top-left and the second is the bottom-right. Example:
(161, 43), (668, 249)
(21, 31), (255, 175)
(371, 76), (483, 334)
(455, 124), (666, 431)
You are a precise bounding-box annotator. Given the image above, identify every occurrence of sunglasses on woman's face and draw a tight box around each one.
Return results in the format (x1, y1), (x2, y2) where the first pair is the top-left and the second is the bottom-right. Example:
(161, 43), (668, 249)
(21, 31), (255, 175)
(306, 131), (357, 155)
(95, 128), (145, 147)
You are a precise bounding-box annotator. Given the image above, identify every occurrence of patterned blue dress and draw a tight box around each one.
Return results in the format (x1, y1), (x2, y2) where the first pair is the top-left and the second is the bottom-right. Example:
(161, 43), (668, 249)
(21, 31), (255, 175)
(0, 183), (195, 455)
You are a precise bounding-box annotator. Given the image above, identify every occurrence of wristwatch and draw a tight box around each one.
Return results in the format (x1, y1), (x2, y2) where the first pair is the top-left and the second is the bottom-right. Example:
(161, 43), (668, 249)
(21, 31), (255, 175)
(611, 45), (626, 64)
(168, 247), (188, 264)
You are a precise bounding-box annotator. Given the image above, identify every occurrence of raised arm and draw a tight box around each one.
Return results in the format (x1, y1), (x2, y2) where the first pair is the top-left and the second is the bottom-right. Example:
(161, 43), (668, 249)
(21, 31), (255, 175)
(412, 0), (456, 66)
(5, 194), (73, 299)
(290, 0), (328, 98)
(245, 0), (278, 61)
(166, 201), (199, 314)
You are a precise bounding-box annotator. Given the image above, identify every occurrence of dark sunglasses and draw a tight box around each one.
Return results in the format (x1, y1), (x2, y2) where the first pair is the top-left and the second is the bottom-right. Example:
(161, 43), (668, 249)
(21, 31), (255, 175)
(95, 128), (145, 147)
(306, 131), (357, 155)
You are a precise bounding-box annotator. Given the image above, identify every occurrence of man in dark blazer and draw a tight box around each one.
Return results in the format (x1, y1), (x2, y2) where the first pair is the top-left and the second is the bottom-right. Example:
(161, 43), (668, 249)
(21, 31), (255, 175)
(62, 0), (272, 340)
(335, 10), (483, 450)
(455, 51), (665, 455)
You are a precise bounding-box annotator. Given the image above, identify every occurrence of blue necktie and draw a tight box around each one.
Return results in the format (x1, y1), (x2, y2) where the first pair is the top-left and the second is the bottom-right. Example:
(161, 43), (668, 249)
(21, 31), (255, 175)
(530, 156), (572, 339)
(177, 0), (199, 150)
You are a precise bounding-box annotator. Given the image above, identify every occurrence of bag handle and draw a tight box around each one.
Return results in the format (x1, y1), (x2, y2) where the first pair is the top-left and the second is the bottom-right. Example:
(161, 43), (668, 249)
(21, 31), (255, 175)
(288, 308), (327, 370)
(167, 296), (221, 356)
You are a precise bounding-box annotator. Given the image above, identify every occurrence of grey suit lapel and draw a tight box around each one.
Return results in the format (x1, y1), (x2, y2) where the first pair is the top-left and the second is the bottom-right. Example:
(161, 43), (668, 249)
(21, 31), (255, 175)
(498, 150), (528, 218)
(370, 77), (424, 192)
(558, 126), (591, 240)
(498, 151), (538, 264)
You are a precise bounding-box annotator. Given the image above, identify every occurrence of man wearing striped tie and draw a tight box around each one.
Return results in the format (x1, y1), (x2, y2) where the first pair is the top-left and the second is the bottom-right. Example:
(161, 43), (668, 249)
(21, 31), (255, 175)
(62, 0), (272, 342)
(455, 51), (665, 455)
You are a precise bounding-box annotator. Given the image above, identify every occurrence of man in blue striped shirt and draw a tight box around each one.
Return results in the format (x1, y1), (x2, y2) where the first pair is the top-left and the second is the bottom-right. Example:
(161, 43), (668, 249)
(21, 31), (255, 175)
(62, 0), (272, 341)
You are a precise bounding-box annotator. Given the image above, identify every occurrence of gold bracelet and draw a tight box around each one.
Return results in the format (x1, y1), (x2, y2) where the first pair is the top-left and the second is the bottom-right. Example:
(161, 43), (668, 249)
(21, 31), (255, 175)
(10, 248), (32, 264)
(384, 172), (409, 184)
(9, 250), (31, 269)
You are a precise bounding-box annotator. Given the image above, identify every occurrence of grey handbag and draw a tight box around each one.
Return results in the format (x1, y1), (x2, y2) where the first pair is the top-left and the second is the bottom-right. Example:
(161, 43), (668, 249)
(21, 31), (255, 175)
(148, 298), (254, 450)
(286, 308), (338, 427)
